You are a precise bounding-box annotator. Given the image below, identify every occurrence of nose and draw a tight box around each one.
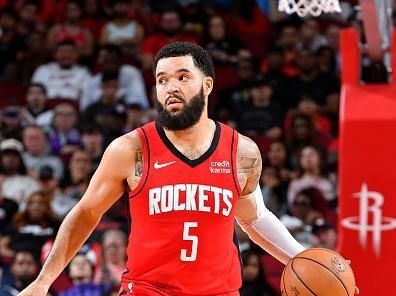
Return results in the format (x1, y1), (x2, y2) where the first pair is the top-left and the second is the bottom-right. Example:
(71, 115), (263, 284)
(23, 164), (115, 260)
(166, 78), (181, 94)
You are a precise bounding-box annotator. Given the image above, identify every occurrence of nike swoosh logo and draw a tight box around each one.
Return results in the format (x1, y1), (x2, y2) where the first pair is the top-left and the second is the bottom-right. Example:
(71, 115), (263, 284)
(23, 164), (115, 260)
(154, 161), (177, 169)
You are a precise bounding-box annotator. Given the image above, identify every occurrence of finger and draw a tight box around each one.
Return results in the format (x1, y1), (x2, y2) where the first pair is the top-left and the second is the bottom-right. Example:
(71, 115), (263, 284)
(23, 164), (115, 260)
(355, 286), (360, 294)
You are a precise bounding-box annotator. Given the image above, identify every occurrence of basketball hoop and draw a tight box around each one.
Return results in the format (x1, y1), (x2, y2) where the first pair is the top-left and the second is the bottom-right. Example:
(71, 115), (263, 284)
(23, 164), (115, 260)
(278, 0), (342, 17)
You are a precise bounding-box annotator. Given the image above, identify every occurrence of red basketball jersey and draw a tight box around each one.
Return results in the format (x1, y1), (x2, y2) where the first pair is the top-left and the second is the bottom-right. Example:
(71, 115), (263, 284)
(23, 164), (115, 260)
(121, 121), (243, 295)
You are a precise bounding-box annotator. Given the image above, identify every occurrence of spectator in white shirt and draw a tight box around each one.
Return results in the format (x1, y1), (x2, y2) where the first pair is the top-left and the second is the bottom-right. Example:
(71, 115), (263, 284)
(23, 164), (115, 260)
(0, 139), (40, 209)
(81, 44), (148, 110)
(31, 40), (91, 104)
(287, 145), (336, 207)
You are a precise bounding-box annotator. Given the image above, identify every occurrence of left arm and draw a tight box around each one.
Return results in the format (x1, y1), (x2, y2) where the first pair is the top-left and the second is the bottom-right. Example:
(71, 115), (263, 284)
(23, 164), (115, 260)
(235, 134), (305, 264)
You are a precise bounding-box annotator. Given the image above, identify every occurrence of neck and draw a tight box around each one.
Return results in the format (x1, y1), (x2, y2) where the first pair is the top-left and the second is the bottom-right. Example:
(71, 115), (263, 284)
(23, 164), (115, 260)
(163, 115), (212, 148)
(305, 168), (320, 176)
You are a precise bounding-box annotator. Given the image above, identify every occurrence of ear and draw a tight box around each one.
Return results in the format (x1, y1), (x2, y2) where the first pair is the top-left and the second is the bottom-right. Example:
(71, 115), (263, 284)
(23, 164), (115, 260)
(203, 77), (213, 96)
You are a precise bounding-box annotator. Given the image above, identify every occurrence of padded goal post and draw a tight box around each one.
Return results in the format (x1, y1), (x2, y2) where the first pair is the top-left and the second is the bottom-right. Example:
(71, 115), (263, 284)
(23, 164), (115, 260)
(337, 28), (396, 296)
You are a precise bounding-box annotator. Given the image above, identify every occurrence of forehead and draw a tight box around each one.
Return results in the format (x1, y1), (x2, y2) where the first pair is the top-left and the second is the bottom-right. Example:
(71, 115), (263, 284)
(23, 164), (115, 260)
(156, 56), (199, 75)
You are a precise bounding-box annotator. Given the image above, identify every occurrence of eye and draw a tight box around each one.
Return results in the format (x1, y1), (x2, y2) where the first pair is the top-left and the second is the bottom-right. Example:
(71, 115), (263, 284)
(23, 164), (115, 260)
(158, 77), (167, 84)
(180, 75), (189, 81)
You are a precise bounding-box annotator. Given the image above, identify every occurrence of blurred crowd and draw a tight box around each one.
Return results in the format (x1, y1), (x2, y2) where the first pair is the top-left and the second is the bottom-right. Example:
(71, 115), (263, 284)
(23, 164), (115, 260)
(0, 0), (382, 295)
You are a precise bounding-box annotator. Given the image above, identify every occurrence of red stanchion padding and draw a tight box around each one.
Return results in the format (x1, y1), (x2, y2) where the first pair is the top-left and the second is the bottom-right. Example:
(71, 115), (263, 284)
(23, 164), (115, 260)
(338, 29), (396, 296)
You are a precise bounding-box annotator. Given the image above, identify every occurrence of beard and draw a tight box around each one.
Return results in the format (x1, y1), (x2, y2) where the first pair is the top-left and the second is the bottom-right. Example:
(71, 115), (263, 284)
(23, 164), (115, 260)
(156, 87), (205, 131)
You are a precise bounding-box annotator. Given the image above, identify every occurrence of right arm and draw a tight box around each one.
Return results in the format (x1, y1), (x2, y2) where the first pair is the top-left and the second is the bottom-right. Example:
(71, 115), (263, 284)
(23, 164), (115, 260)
(18, 132), (142, 295)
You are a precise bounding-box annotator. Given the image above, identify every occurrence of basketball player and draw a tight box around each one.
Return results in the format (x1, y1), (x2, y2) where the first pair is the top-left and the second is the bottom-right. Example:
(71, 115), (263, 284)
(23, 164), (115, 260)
(18, 42), (349, 295)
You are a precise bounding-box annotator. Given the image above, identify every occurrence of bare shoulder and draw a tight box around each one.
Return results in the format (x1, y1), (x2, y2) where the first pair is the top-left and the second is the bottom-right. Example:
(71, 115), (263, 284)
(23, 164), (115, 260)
(236, 134), (262, 195)
(106, 129), (142, 155)
(237, 134), (261, 159)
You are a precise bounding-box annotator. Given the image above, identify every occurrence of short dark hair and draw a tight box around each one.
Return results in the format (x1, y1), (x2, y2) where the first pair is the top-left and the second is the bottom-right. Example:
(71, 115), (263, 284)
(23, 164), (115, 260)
(27, 83), (46, 95)
(101, 70), (119, 83)
(152, 42), (215, 81)
(100, 43), (122, 57)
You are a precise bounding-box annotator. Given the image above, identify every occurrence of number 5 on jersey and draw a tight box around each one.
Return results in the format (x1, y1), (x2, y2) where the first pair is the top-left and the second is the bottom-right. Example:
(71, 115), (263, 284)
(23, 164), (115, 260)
(180, 222), (198, 262)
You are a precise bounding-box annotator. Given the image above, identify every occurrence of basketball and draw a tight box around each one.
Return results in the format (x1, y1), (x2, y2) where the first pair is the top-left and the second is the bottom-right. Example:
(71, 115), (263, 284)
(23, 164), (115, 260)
(281, 248), (356, 296)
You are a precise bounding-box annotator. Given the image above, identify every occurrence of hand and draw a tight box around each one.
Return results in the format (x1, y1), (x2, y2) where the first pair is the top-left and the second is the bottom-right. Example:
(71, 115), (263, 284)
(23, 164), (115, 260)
(346, 260), (360, 294)
(17, 281), (49, 296)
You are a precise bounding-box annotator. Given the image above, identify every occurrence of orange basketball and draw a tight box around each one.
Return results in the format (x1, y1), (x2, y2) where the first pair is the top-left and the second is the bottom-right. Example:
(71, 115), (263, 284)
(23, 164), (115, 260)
(281, 248), (356, 296)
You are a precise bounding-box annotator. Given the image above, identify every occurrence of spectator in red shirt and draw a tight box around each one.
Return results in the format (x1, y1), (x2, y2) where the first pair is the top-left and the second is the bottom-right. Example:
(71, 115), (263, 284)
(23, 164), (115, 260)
(141, 9), (199, 71)
(232, 0), (271, 58)
(47, 0), (94, 58)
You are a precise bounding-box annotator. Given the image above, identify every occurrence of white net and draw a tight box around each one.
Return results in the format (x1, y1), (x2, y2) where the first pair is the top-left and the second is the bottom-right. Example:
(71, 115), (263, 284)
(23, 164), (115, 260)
(278, 0), (342, 17)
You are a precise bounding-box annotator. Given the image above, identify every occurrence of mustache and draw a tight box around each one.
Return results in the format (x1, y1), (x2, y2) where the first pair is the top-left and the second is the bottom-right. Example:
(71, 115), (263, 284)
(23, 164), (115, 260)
(165, 94), (185, 105)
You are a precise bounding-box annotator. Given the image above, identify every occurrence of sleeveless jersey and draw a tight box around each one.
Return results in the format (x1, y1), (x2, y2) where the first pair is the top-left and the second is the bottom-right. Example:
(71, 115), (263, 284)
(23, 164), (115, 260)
(121, 121), (242, 295)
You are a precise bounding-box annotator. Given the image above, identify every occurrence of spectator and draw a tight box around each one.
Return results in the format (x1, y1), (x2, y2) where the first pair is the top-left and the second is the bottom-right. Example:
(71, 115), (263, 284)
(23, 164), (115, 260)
(124, 103), (156, 132)
(324, 24), (341, 70)
(297, 19), (327, 53)
(276, 23), (299, 77)
(285, 49), (339, 107)
(284, 96), (333, 137)
(312, 219), (338, 250)
(60, 149), (92, 200)
(0, 191), (58, 260)
(179, 0), (207, 37)
(233, 0), (271, 58)
(266, 141), (295, 183)
(204, 15), (245, 66)
(100, 0), (144, 56)
(47, 0), (94, 58)
(0, 195), (18, 234)
(0, 139), (40, 208)
(232, 75), (282, 141)
(81, 0), (107, 40)
(280, 188), (323, 248)
(20, 31), (49, 83)
(288, 145), (336, 207)
(81, 125), (104, 170)
(240, 250), (275, 296)
(48, 103), (81, 156)
(217, 54), (259, 120)
(22, 125), (64, 180)
(94, 230), (127, 289)
(82, 70), (127, 125)
(285, 113), (328, 167)
(0, 8), (25, 78)
(31, 40), (91, 104)
(38, 165), (77, 219)
(0, 250), (39, 296)
(81, 44), (148, 110)
(141, 9), (199, 71)
(60, 253), (111, 296)
(260, 166), (286, 217)
(16, 1), (43, 43)
(0, 106), (24, 140)
(21, 83), (53, 128)
(316, 46), (337, 78)
(260, 47), (289, 113)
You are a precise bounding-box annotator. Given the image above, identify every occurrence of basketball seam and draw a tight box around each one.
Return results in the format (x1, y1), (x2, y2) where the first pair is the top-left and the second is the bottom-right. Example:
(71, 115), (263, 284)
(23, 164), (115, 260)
(296, 257), (350, 296)
(290, 259), (318, 296)
(282, 266), (289, 296)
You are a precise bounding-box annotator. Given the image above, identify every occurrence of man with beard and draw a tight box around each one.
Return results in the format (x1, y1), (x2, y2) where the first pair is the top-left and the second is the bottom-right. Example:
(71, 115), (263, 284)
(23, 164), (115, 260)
(18, 42), (357, 296)
(0, 250), (38, 296)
